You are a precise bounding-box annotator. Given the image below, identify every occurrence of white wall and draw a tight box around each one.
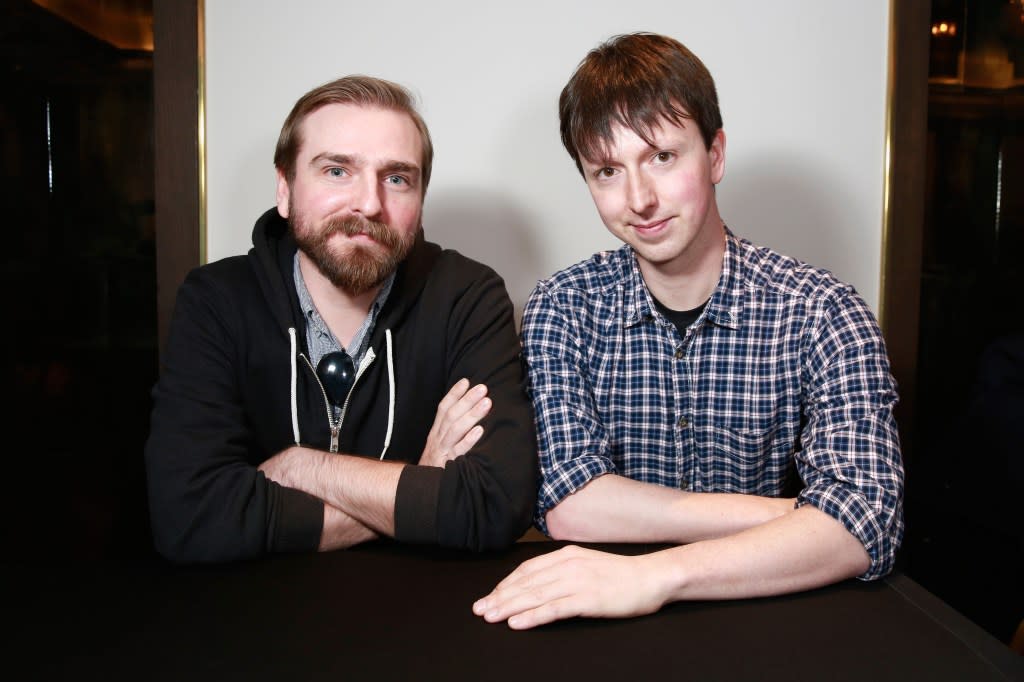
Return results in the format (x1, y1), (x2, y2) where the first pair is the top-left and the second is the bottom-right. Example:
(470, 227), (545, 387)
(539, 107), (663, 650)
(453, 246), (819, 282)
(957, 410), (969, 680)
(205, 0), (891, 315)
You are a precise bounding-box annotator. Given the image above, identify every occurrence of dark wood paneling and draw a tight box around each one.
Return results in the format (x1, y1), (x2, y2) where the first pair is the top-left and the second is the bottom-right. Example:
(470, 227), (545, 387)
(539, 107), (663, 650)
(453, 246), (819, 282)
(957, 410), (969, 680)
(153, 0), (201, 352)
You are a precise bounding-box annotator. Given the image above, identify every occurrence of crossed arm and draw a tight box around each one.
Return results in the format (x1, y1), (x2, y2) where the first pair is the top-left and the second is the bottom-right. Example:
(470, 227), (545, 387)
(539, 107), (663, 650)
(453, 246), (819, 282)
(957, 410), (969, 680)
(259, 378), (492, 550)
(147, 257), (535, 561)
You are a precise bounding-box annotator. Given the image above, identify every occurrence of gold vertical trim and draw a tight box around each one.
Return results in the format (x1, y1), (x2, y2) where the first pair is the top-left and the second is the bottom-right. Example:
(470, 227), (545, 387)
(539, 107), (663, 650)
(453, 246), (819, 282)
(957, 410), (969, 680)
(878, 0), (897, 329)
(197, 0), (208, 264)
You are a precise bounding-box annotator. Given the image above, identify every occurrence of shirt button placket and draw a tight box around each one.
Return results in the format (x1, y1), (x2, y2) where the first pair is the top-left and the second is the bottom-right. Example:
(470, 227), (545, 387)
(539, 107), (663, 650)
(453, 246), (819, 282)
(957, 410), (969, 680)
(677, 414), (691, 490)
(673, 339), (693, 490)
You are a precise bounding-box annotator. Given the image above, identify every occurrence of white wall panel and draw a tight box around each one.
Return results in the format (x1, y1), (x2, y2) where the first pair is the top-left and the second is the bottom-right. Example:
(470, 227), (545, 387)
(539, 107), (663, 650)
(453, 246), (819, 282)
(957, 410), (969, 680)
(205, 0), (890, 314)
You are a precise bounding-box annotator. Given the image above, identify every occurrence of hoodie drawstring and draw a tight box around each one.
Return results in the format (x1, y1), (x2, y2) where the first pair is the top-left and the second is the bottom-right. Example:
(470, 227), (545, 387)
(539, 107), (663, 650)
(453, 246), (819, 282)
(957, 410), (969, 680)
(380, 329), (395, 460)
(289, 328), (301, 445)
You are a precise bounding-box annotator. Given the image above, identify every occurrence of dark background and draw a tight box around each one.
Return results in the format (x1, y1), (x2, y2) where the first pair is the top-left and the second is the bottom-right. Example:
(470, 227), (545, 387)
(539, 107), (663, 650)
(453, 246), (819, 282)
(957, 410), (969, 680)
(1, 0), (157, 560)
(900, 0), (1024, 647)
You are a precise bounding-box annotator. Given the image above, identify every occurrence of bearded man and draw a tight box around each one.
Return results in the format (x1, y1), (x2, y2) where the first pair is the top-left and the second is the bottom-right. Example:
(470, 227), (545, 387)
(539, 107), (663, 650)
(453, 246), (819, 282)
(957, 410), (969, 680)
(145, 76), (537, 562)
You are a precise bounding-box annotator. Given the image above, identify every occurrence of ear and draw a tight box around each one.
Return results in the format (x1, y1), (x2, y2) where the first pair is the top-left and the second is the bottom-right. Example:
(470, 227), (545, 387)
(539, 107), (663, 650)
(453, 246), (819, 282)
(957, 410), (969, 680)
(709, 129), (726, 185)
(275, 169), (291, 218)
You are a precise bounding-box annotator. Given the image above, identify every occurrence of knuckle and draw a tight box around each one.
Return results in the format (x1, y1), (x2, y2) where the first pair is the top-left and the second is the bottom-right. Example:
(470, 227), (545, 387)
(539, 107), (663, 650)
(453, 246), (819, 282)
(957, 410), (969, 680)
(545, 601), (566, 620)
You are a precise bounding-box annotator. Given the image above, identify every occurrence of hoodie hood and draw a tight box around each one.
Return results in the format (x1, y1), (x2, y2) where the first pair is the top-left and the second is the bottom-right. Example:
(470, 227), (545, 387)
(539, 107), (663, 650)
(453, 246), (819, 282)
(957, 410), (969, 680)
(249, 208), (302, 339)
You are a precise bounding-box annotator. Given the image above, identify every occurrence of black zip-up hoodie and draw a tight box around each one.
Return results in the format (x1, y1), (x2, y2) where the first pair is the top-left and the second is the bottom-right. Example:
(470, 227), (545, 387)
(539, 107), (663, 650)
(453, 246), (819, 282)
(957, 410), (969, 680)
(145, 209), (537, 562)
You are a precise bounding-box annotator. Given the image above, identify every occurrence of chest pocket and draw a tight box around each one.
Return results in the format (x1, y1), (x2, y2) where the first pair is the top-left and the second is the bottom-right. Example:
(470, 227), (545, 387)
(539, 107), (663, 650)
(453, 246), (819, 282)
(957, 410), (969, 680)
(697, 423), (797, 495)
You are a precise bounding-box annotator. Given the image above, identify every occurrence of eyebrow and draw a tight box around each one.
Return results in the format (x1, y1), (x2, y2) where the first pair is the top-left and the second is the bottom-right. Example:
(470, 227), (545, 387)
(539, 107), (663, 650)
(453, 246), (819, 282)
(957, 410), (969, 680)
(309, 153), (420, 179)
(583, 137), (684, 168)
(582, 151), (622, 169)
(309, 152), (358, 167)
(380, 161), (420, 177)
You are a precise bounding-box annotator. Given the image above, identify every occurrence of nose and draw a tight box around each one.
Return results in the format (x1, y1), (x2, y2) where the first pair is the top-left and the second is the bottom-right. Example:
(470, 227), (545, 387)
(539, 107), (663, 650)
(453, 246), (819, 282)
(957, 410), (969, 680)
(352, 175), (383, 219)
(626, 171), (656, 215)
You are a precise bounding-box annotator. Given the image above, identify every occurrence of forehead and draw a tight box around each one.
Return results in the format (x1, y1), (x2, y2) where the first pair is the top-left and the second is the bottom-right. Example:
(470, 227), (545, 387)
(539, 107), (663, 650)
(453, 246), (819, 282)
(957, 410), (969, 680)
(297, 103), (422, 165)
(584, 115), (696, 165)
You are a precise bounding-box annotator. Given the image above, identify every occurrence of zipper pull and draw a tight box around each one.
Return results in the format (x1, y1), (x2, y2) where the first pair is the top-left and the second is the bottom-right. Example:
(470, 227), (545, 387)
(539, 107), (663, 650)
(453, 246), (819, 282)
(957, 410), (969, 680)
(330, 425), (340, 453)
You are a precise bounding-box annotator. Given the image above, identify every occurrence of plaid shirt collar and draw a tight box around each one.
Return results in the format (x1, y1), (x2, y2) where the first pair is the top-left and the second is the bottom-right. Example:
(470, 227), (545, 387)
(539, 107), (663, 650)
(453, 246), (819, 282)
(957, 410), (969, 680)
(621, 226), (745, 331)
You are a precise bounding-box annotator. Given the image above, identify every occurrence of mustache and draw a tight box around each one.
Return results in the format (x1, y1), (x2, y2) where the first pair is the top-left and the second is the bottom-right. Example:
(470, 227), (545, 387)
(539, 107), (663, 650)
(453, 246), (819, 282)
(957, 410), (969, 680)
(324, 215), (401, 249)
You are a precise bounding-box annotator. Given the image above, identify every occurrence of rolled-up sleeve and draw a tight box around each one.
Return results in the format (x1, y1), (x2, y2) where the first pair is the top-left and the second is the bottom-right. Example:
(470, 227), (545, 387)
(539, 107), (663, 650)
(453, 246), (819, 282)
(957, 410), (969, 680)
(795, 292), (905, 579)
(522, 285), (618, 535)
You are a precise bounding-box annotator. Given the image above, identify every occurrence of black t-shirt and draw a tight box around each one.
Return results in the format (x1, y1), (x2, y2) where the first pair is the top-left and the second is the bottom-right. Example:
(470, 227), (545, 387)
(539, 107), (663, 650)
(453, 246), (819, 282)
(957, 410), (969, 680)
(651, 295), (708, 337)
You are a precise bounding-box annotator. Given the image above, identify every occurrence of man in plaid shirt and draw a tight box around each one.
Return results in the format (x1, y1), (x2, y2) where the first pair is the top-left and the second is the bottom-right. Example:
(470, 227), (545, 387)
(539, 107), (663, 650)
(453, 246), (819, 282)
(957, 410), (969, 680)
(474, 32), (904, 629)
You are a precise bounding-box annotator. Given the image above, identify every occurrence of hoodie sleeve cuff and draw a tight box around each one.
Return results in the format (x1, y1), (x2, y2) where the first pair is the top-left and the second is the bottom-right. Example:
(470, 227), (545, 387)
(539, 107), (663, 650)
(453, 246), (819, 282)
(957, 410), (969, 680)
(393, 465), (442, 544)
(269, 486), (325, 554)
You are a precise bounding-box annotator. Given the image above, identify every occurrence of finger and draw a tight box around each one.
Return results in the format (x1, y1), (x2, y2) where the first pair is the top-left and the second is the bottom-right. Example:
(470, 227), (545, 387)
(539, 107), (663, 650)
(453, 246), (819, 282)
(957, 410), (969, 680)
(426, 380), (474, 444)
(451, 383), (489, 417)
(474, 548), (580, 613)
(491, 546), (582, 592)
(472, 394), (492, 420)
(485, 560), (543, 597)
(454, 394), (492, 427)
(442, 397), (491, 451)
(473, 562), (542, 615)
(478, 574), (570, 623)
(436, 383), (487, 430)
(448, 425), (484, 459)
(435, 378), (471, 415)
(435, 387), (489, 443)
(507, 597), (582, 630)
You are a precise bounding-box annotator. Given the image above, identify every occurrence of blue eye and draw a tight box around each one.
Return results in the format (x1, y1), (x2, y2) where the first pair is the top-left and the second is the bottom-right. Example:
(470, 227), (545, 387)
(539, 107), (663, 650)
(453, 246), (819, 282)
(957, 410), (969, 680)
(385, 175), (407, 185)
(327, 167), (345, 177)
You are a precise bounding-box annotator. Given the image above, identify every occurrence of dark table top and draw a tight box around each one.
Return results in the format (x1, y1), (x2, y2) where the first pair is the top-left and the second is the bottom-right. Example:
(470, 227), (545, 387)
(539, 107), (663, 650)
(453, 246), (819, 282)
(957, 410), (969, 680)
(5, 541), (1023, 681)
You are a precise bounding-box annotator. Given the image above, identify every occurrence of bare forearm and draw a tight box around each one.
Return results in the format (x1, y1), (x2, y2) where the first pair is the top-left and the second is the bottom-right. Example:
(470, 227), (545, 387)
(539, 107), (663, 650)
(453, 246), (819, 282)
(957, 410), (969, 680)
(648, 505), (870, 601)
(318, 504), (378, 551)
(545, 474), (793, 543)
(259, 446), (405, 537)
(473, 504), (871, 630)
(307, 451), (404, 536)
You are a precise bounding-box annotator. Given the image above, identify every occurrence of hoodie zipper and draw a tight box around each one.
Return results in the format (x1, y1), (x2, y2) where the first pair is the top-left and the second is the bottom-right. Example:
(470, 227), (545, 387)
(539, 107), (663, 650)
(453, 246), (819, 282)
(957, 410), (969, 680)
(300, 352), (374, 453)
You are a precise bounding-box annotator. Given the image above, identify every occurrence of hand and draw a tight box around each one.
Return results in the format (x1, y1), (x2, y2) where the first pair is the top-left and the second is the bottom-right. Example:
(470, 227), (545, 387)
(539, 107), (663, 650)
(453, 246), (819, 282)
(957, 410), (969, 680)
(419, 378), (491, 467)
(472, 545), (667, 630)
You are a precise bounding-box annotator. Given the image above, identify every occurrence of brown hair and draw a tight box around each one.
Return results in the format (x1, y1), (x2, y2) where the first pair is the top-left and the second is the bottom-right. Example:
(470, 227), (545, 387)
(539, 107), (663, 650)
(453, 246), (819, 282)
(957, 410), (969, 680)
(274, 75), (434, 193)
(559, 32), (722, 175)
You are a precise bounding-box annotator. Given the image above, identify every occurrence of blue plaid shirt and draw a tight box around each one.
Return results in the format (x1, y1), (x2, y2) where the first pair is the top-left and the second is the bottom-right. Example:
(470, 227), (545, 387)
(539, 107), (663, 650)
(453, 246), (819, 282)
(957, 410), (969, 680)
(522, 229), (904, 579)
